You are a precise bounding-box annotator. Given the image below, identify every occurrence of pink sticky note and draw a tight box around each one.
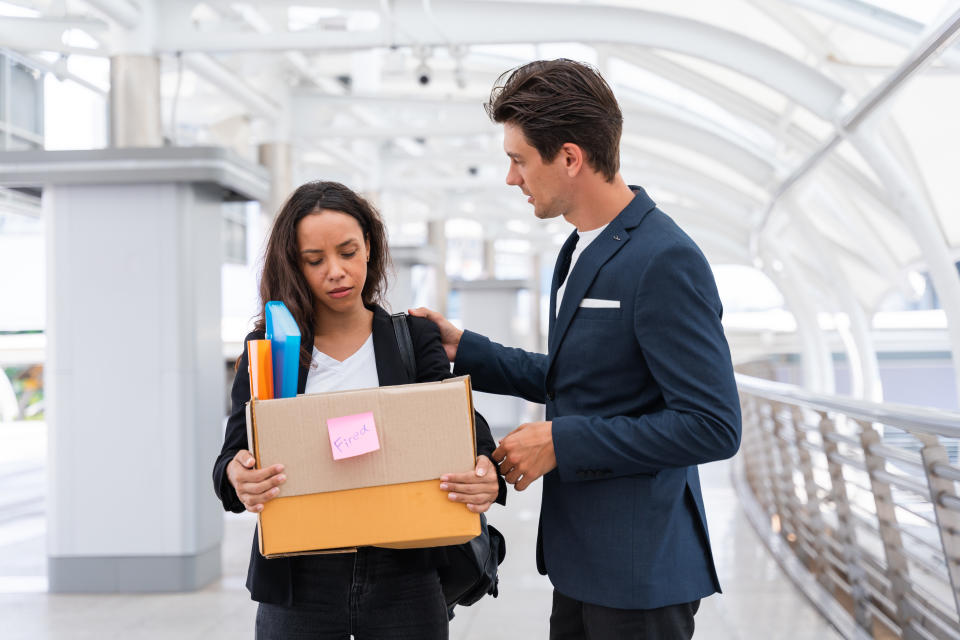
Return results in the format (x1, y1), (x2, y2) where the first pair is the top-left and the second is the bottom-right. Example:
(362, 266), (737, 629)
(327, 411), (380, 460)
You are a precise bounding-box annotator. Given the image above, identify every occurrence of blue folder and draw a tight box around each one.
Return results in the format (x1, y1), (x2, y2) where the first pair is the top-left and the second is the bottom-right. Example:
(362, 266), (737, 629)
(265, 301), (301, 399)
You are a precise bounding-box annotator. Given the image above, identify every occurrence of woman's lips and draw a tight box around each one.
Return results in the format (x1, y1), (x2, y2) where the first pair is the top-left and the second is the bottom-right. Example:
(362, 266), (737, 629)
(328, 287), (353, 299)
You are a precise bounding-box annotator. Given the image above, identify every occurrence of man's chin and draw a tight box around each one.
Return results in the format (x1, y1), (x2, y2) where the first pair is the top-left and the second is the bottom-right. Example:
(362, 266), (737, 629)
(533, 207), (562, 220)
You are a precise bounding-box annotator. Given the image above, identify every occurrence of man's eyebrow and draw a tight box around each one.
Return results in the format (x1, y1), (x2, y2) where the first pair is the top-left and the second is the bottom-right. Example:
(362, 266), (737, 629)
(506, 152), (521, 159)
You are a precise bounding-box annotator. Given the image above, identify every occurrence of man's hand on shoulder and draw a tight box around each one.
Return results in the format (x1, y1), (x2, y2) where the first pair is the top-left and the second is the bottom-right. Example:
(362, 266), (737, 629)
(493, 421), (556, 491)
(408, 307), (463, 362)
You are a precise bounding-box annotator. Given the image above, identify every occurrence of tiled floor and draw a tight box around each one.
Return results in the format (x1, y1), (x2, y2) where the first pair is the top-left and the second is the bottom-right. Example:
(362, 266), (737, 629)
(0, 422), (841, 639)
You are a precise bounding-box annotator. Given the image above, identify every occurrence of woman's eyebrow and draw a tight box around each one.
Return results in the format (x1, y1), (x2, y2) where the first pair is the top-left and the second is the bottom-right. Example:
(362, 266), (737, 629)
(301, 239), (358, 255)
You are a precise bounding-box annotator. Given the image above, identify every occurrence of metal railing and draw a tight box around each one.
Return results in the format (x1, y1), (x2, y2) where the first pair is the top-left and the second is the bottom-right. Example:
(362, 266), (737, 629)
(735, 373), (960, 640)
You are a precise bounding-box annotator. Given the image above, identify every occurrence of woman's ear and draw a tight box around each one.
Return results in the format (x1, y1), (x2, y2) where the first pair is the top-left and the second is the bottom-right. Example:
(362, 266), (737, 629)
(365, 233), (371, 262)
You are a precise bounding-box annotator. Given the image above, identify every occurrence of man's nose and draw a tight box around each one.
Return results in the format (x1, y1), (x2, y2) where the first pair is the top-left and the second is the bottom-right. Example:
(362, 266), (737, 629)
(506, 165), (521, 186)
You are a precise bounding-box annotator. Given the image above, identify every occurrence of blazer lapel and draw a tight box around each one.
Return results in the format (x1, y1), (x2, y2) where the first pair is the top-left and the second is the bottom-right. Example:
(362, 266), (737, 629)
(548, 221), (630, 358)
(370, 306), (409, 386)
(297, 360), (309, 394)
(295, 305), (406, 392)
(549, 231), (580, 337)
(547, 188), (657, 363)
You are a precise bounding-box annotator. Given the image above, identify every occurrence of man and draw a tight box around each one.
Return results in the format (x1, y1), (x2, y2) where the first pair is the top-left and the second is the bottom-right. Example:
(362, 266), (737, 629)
(411, 59), (741, 639)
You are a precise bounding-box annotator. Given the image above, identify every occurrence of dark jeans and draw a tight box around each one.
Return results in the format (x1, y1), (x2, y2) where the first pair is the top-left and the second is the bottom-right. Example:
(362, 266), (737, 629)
(255, 548), (448, 640)
(550, 589), (700, 640)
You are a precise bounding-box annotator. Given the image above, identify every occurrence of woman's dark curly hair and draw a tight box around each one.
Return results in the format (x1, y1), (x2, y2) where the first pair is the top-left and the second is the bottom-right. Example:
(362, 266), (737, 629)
(254, 181), (390, 367)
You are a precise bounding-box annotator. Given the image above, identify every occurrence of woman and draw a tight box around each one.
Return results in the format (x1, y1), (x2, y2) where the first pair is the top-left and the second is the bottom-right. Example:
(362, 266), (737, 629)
(212, 181), (504, 639)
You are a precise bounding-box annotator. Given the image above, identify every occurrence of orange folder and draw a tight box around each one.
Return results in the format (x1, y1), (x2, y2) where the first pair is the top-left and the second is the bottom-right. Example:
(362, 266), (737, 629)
(247, 339), (274, 400)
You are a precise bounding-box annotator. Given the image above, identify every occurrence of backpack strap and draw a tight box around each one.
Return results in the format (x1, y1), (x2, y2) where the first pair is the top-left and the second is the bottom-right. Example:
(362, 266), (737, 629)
(390, 312), (416, 383)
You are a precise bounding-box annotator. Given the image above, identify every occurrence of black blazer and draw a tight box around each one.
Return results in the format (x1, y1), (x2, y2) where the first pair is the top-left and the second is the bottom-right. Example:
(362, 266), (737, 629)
(213, 305), (505, 604)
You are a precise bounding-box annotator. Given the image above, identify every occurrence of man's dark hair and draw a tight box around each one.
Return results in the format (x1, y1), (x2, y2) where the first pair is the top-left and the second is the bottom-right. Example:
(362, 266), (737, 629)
(485, 59), (623, 182)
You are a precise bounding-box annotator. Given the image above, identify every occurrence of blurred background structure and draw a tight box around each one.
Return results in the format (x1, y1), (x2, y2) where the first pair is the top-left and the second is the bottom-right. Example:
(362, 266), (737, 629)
(1, 1), (959, 638)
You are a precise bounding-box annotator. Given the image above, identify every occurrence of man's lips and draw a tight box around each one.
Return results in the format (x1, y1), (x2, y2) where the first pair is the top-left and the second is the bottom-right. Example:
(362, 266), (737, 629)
(328, 287), (353, 299)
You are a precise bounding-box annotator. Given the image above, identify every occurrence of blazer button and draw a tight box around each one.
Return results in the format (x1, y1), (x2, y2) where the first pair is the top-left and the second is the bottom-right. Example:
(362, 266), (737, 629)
(546, 389), (555, 401)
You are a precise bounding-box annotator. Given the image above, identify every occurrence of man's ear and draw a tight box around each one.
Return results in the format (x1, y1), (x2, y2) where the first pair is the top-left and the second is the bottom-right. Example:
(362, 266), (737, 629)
(560, 143), (584, 177)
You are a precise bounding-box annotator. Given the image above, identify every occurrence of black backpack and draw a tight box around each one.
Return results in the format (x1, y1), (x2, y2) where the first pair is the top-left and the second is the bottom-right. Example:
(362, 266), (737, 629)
(390, 313), (506, 613)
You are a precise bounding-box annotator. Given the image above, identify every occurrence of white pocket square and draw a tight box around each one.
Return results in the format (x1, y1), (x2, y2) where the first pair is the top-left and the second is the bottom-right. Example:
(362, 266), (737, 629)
(580, 298), (620, 309)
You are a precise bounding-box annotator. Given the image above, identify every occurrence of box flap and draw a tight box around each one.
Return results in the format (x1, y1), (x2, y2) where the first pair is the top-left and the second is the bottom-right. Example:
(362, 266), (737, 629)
(252, 376), (476, 498)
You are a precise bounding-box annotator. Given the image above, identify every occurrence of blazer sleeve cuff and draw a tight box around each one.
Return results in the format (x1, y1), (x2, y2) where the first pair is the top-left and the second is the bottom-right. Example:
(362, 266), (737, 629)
(452, 330), (487, 376)
(552, 415), (591, 483)
(214, 456), (245, 513)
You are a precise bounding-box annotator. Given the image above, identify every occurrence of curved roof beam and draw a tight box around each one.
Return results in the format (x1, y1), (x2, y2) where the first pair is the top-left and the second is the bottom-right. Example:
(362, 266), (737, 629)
(375, 166), (755, 234)
(803, 181), (911, 291)
(757, 5), (960, 234)
(761, 244), (836, 392)
(0, 15), (108, 55)
(293, 99), (779, 188)
(623, 156), (762, 216)
(378, 148), (760, 230)
(682, 231), (752, 265)
(666, 206), (753, 252)
(605, 48), (898, 219)
(155, 0), (845, 119)
(775, 0), (960, 68)
(617, 90), (777, 168)
(603, 46), (787, 132)
(748, 0), (932, 216)
(621, 126), (773, 188)
(781, 205), (883, 399)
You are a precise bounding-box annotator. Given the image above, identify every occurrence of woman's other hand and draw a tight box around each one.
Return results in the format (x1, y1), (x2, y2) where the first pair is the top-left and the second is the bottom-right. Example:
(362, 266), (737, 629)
(439, 455), (500, 514)
(227, 449), (286, 513)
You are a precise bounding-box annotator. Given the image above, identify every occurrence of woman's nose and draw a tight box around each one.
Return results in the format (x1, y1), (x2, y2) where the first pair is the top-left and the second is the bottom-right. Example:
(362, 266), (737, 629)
(326, 258), (345, 279)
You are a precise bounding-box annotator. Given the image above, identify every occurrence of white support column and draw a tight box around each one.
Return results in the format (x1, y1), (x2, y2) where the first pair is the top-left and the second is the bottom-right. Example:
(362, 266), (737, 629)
(386, 245), (438, 313)
(0, 147), (269, 592)
(99, 0), (163, 148)
(110, 54), (162, 147)
(454, 279), (530, 429)
(851, 128), (960, 402)
(530, 251), (544, 354)
(46, 180), (221, 591)
(763, 245), (835, 393)
(483, 239), (496, 279)
(428, 220), (448, 318)
(258, 141), (293, 217)
(787, 202), (883, 401)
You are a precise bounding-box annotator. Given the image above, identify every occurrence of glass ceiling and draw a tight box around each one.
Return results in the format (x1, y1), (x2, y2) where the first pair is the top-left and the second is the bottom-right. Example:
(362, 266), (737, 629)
(1, 0), (959, 398)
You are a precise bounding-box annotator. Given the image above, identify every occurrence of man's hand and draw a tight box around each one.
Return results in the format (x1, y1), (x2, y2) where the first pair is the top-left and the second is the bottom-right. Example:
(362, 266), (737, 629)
(493, 421), (556, 491)
(408, 307), (463, 362)
(226, 449), (286, 513)
(440, 455), (500, 513)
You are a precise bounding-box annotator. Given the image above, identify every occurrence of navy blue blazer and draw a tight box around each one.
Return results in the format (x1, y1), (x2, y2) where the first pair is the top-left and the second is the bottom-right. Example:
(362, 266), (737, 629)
(454, 186), (741, 610)
(213, 305), (505, 604)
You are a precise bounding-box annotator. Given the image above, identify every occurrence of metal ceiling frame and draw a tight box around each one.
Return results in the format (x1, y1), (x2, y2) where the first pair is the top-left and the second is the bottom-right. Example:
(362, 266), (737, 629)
(4, 0), (960, 397)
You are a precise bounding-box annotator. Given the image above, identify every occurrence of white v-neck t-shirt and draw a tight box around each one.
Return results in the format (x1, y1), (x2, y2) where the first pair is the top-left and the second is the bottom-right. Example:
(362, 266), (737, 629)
(556, 223), (608, 315)
(303, 333), (380, 395)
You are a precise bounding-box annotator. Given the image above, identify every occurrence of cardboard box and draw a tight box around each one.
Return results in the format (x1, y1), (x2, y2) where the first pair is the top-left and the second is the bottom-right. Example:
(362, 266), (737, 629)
(246, 376), (480, 557)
